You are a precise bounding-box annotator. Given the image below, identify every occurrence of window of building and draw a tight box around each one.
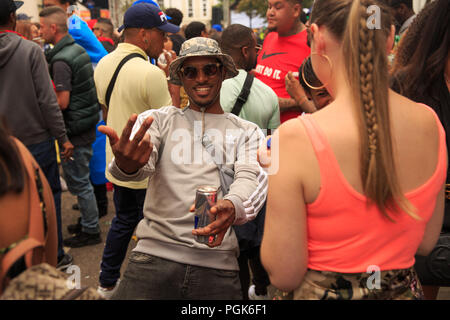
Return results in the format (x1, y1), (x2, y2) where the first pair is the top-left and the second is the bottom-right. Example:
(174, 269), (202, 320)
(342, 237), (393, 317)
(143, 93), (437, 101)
(202, 0), (208, 17)
(188, 0), (193, 18)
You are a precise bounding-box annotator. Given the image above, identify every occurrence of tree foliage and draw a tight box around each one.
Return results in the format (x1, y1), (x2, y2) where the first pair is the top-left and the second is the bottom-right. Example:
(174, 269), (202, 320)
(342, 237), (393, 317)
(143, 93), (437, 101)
(236, 0), (268, 19)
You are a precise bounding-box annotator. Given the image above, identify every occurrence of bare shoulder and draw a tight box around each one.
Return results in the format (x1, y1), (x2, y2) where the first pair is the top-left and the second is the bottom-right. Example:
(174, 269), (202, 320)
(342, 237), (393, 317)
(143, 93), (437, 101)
(277, 117), (307, 137)
(275, 117), (310, 149)
(390, 91), (439, 138)
(274, 117), (316, 174)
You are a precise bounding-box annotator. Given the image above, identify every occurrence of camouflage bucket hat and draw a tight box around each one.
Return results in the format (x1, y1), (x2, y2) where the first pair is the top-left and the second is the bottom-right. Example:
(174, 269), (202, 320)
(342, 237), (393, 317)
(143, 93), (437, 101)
(168, 37), (238, 85)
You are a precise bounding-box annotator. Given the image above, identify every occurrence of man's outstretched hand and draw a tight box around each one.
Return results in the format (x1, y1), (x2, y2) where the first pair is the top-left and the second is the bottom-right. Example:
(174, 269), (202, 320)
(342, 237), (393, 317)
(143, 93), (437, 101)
(98, 114), (154, 174)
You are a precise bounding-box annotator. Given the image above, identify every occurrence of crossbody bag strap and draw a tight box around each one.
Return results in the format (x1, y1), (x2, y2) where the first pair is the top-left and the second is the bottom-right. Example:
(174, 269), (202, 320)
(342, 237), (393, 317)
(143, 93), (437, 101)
(202, 135), (234, 195)
(105, 53), (146, 109)
(230, 72), (254, 116)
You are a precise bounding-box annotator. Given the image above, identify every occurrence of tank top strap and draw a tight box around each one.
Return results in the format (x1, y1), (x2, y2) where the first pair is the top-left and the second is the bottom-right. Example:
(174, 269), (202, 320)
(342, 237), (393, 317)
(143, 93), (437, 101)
(297, 114), (343, 192)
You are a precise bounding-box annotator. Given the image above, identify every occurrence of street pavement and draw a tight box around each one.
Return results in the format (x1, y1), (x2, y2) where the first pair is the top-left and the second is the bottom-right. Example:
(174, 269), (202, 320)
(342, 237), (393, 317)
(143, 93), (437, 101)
(60, 182), (450, 300)
(61, 184), (134, 290)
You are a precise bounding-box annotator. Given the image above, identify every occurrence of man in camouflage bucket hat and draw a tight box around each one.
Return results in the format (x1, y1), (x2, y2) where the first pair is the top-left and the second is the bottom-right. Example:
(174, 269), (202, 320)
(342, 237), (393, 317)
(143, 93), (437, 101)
(99, 36), (267, 299)
(169, 37), (238, 86)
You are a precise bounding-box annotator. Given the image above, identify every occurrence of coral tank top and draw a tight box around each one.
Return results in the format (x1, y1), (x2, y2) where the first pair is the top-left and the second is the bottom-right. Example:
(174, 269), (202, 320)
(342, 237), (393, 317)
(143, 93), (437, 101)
(300, 107), (446, 273)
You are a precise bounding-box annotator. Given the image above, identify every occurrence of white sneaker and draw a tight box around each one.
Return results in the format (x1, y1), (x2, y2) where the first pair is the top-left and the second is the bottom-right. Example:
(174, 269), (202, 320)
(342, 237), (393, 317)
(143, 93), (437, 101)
(97, 279), (120, 300)
(248, 284), (269, 300)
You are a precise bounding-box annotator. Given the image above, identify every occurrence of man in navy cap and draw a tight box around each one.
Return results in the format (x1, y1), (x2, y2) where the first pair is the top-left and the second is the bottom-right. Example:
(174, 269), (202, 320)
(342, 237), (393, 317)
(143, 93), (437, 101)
(93, 2), (179, 299)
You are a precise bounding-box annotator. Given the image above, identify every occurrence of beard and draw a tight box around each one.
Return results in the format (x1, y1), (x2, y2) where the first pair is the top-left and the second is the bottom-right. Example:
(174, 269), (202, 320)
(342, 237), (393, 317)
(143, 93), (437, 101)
(191, 94), (220, 109)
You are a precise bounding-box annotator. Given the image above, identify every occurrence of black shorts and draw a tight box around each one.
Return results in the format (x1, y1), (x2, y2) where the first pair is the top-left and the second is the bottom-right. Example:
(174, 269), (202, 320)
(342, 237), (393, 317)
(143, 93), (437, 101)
(414, 232), (450, 286)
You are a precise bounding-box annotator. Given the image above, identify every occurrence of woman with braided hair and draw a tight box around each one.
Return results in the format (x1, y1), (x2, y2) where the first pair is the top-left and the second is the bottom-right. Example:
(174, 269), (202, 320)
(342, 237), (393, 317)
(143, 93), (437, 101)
(260, 0), (447, 300)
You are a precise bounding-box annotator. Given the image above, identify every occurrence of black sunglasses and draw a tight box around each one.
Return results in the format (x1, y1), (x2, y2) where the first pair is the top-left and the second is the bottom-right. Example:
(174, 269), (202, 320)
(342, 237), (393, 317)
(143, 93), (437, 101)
(180, 63), (222, 80)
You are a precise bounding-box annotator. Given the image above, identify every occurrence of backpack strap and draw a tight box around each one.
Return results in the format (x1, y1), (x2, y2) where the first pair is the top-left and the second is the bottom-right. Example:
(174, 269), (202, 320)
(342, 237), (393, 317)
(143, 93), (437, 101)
(0, 238), (43, 292)
(105, 53), (146, 109)
(231, 72), (254, 116)
(0, 139), (57, 294)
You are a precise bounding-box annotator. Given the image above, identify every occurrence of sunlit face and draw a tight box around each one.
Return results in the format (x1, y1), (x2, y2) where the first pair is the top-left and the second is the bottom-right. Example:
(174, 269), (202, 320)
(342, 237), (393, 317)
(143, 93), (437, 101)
(309, 87), (332, 110)
(39, 17), (55, 44)
(180, 56), (224, 110)
(92, 23), (102, 37)
(266, 0), (298, 33)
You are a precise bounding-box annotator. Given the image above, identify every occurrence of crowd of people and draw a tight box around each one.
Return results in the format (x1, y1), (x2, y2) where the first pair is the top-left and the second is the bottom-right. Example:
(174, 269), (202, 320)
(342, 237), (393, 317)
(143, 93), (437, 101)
(0, 0), (449, 301)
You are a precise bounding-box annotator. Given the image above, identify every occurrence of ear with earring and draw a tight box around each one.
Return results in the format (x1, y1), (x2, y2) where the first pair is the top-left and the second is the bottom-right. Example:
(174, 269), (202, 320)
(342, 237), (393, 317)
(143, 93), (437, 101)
(305, 24), (333, 90)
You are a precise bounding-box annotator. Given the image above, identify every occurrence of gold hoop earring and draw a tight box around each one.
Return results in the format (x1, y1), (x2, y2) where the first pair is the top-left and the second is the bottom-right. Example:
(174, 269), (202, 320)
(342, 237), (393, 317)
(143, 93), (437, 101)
(302, 52), (332, 90)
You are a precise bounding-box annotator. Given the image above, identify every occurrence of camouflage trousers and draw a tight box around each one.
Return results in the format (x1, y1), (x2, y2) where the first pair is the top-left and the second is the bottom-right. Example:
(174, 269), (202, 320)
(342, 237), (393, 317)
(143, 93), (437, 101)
(273, 267), (424, 300)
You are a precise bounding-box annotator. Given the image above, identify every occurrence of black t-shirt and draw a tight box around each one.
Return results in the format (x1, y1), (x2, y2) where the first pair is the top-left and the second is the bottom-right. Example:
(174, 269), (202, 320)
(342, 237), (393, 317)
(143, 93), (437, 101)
(52, 60), (72, 92)
(51, 60), (96, 146)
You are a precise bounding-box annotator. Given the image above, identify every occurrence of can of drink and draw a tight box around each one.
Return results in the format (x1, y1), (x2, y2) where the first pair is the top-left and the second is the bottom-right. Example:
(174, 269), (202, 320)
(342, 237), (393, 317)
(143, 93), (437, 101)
(194, 186), (218, 244)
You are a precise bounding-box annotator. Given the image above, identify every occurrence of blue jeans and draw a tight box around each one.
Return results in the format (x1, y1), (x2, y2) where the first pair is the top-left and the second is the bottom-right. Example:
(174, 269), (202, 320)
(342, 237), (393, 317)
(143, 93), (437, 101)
(26, 139), (64, 261)
(61, 144), (99, 234)
(99, 185), (145, 287)
(112, 252), (242, 300)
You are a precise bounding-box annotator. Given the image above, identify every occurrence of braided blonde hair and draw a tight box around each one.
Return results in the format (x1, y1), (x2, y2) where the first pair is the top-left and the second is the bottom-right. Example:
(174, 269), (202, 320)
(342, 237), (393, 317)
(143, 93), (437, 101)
(311, 0), (418, 221)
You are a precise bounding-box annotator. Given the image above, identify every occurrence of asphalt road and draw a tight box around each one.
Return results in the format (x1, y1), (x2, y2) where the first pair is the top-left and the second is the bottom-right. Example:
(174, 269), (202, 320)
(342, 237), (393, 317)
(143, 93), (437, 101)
(60, 184), (134, 291)
(60, 182), (450, 300)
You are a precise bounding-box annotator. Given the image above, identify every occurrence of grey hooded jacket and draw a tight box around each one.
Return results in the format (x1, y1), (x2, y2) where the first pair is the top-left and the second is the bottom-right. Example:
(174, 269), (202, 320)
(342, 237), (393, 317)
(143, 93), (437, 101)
(0, 32), (68, 146)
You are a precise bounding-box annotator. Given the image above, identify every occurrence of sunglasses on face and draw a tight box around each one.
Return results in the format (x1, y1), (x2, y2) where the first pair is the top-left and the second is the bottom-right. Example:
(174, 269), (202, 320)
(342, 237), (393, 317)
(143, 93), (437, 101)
(180, 63), (222, 80)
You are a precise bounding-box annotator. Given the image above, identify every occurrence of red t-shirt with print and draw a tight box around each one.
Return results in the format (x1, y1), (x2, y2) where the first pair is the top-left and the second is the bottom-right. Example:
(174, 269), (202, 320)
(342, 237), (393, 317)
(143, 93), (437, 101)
(255, 30), (310, 123)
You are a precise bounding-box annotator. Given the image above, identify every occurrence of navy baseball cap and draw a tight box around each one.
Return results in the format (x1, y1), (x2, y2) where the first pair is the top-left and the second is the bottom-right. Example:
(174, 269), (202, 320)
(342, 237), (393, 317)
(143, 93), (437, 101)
(117, 3), (180, 33)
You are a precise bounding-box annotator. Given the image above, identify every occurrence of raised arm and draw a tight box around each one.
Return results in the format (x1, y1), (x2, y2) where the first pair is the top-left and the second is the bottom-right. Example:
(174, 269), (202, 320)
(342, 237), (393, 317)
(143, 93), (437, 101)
(99, 113), (155, 180)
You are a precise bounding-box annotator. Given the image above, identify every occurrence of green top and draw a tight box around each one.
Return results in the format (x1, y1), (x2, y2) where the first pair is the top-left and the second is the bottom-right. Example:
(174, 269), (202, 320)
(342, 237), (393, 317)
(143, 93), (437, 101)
(46, 34), (99, 139)
(220, 69), (280, 132)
